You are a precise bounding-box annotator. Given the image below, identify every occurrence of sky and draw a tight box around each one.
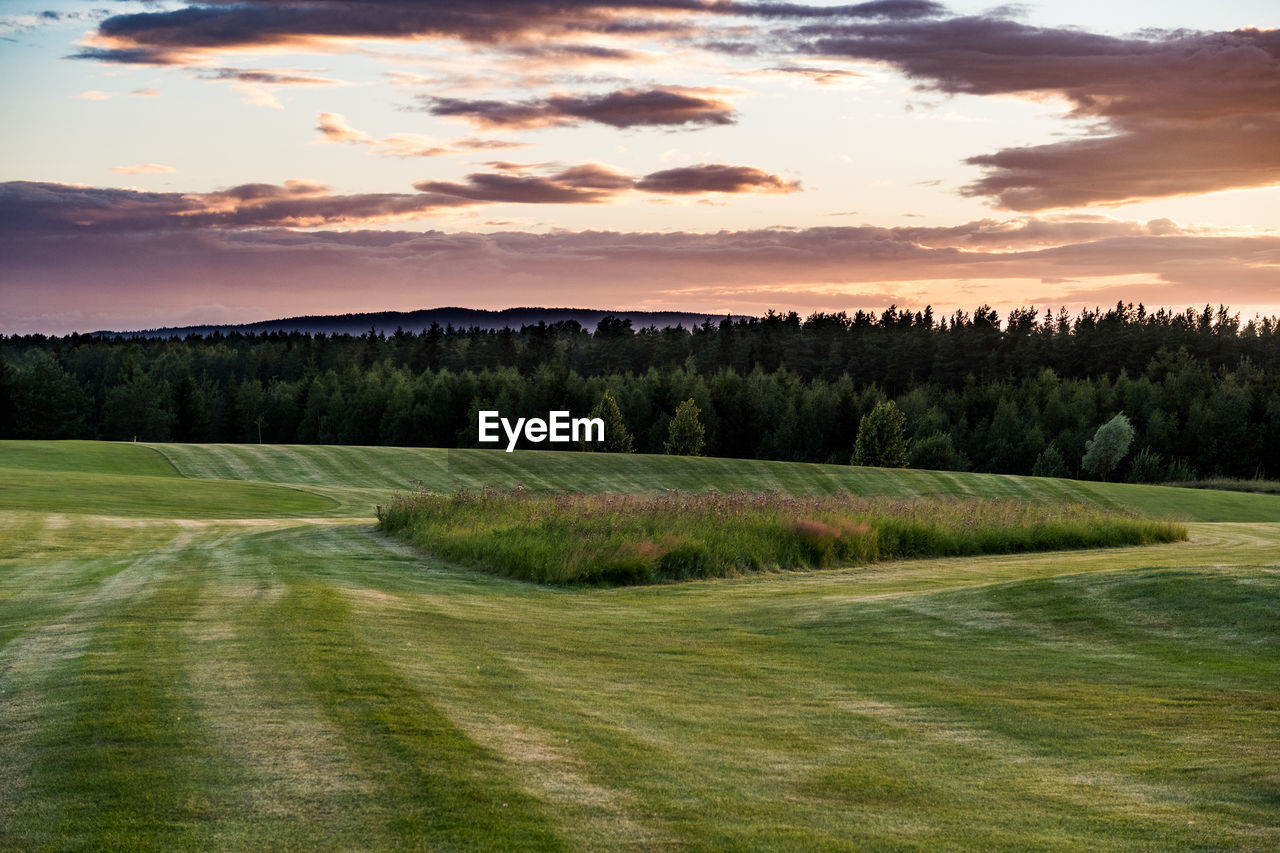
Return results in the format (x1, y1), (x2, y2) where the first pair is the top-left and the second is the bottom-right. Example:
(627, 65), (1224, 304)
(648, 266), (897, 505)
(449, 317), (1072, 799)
(1, 0), (1277, 334)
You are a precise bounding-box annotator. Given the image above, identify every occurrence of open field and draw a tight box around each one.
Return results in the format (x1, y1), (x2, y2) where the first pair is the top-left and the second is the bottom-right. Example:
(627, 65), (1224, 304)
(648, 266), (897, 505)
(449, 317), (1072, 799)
(1, 440), (1278, 850)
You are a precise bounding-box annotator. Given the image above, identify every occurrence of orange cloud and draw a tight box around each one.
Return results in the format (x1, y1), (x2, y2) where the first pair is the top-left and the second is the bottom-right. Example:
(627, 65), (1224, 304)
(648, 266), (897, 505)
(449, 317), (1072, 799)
(111, 164), (176, 175)
(315, 112), (373, 144)
(314, 113), (530, 157)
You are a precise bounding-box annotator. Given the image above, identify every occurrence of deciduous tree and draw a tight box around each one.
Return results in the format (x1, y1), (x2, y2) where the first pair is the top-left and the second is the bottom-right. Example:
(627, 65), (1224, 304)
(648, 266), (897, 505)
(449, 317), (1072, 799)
(852, 401), (908, 468)
(1082, 413), (1134, 481)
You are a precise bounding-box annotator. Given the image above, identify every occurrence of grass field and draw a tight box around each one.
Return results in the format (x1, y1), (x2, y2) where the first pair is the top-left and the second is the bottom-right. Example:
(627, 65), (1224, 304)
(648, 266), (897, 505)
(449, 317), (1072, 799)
(2, 440), (1278, 850)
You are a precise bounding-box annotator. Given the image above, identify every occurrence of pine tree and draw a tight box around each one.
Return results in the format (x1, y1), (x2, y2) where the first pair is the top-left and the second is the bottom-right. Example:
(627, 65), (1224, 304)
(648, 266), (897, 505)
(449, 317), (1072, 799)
(1032, 442), (1070, 478)
(13, 352), (90, 439)
(0, 357), (15, 438)
(588, 390), (633, 452)
(664, 398), (705, 456)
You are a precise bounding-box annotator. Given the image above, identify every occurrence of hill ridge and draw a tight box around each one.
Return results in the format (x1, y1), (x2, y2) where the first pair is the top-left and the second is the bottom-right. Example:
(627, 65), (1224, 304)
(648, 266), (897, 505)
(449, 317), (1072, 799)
(92, 306), (739, 338)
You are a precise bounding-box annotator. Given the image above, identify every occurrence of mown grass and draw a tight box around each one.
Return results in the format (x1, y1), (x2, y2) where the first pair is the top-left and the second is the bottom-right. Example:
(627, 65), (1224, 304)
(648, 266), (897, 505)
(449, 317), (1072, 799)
(0, 466), (337, 518)
(379, 489), (1188, 585)
(2, 441), (1277, 850)
(0, 441), (337, 518)
(138, 441), (1280, 522)
(10, 515), (1273, 850)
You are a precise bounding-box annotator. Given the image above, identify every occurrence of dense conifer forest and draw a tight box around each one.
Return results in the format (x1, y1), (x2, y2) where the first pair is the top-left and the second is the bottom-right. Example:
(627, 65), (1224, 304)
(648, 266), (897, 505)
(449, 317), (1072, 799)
(3, 302), (1278, 481)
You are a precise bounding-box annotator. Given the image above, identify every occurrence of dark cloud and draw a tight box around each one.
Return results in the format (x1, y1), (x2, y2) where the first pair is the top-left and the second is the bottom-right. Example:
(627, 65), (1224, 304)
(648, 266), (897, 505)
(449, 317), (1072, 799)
(417, 162), (798, 201)
(1, 162), (800, 238)
(960, 113), (1280, 210)
(74, 0), (946, 65)
(73, 2), (1278, 210)
(635, 164), (799, 194)
(751, 63), (865, 83)
(743, 1), (945, 20)
(0, 180), (473, 231)
(72, 46), (177, 65)
(198, 67), (340, 85)
(414, 165), (633, 204)
(499, 43), (645, 63)
(1, 8), (105, 37)
(792, 19), (1280, 207)
(425, 87), (737, 129)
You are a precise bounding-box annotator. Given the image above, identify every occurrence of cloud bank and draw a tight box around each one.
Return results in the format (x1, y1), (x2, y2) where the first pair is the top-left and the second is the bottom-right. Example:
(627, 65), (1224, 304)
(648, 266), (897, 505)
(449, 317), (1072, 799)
(1, 170), (798, 231)
(72, 3), (1280, 209)
(792, 19), (1280, 208)
(3, 177), (1274, 333)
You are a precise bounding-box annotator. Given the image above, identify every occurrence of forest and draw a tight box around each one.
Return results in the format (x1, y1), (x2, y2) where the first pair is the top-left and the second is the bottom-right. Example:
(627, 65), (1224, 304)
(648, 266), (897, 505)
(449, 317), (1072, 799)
(3, 302), (1278, 481)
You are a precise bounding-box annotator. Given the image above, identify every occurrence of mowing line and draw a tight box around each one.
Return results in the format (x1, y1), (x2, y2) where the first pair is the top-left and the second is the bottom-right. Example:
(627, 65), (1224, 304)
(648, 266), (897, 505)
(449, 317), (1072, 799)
(255, 577), (570, 850)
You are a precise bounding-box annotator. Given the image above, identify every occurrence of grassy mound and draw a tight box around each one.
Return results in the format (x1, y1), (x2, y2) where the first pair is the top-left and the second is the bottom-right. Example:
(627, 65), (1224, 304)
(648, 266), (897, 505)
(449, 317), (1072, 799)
(378, 489), (1188, 584)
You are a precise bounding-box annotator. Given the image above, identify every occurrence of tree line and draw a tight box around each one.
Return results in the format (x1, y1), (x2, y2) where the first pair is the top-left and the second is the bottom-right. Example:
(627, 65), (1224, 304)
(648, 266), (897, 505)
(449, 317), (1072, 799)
(2, 302), (1277, 481)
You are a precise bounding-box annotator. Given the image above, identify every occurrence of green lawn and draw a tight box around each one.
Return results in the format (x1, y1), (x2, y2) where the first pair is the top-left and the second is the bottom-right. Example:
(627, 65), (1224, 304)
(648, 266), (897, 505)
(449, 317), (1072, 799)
(145, 441), (1280, 522)
(1, 440), (1277, 850)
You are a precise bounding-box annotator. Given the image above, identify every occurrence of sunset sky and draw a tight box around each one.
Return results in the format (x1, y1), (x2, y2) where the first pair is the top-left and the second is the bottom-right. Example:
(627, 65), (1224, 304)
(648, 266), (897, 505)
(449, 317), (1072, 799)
(2, 0), (1277, 333)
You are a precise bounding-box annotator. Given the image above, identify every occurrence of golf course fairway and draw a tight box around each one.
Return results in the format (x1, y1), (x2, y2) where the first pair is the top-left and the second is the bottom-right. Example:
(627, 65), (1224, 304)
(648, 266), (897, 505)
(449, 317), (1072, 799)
(1, 440), (1277, 850)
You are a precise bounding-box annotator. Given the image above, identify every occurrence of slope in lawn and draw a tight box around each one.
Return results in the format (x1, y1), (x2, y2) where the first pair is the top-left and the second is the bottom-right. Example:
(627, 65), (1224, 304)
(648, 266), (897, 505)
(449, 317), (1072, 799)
(147, 443), (1280, 523)
(0, 441), (336, 518)
(1, 440), (180, 478)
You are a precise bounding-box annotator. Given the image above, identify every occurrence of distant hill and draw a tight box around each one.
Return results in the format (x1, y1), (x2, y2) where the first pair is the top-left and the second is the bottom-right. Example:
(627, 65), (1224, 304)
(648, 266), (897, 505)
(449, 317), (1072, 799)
(96, 307), (733, 338)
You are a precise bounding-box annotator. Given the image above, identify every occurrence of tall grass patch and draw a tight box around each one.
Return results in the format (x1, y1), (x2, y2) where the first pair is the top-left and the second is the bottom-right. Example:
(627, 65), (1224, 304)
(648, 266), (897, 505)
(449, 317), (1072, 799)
(378, 490), (1187, 585)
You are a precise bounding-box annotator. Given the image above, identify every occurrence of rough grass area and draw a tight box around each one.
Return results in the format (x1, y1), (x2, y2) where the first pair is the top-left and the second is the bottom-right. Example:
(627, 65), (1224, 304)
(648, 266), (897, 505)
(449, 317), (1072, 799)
(378, 490), (1188, 585)
(1168, 478), (1280, 495)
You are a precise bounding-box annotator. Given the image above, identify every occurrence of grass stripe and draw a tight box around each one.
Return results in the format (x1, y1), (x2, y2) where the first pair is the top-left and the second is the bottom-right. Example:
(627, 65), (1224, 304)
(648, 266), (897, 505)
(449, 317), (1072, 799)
(257, 577), (568, 850)
(132, 441), (1280, 522)
(4, 544), (227, 851)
